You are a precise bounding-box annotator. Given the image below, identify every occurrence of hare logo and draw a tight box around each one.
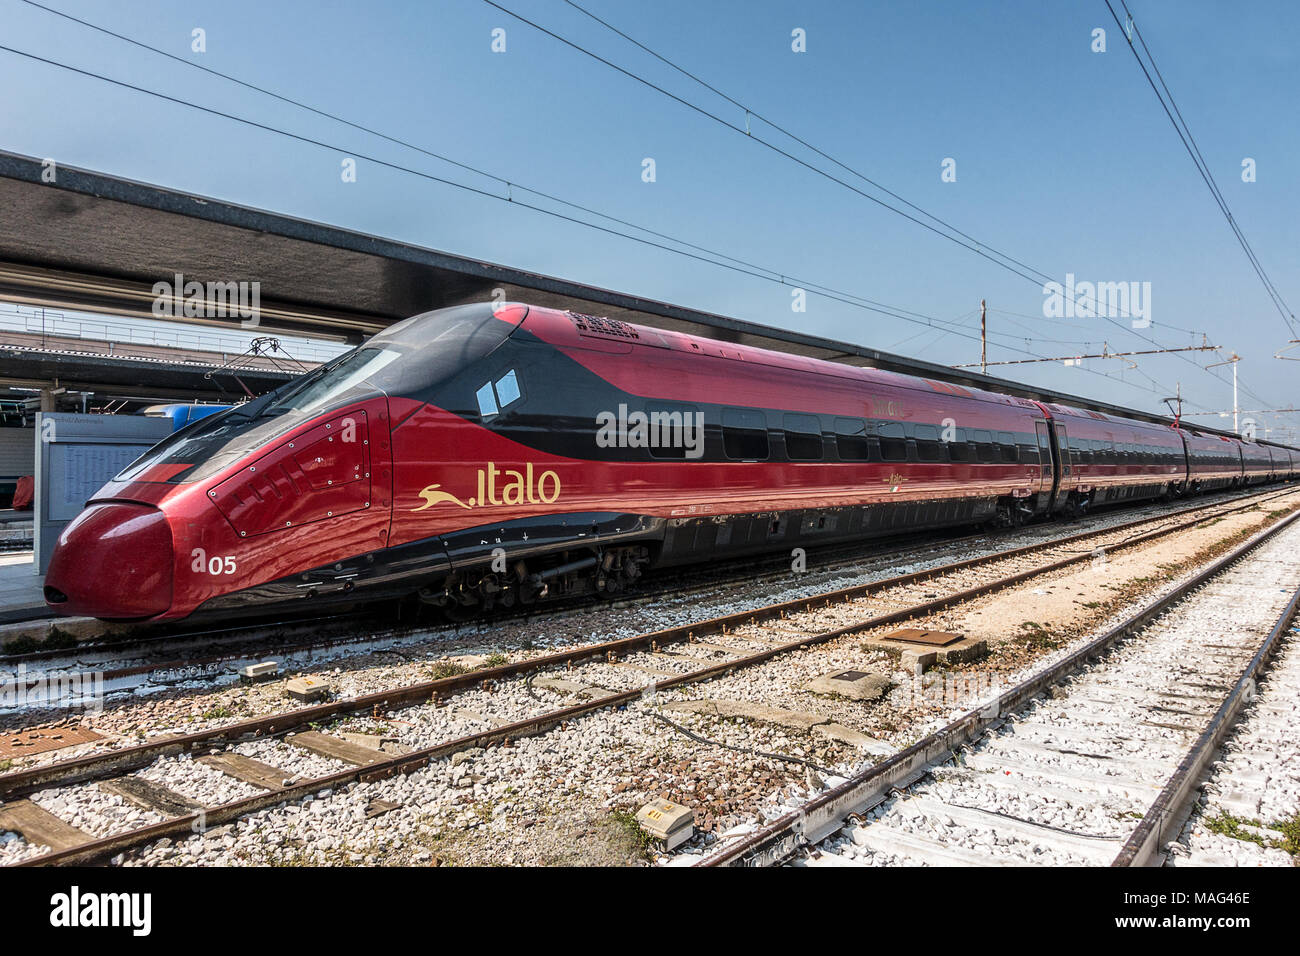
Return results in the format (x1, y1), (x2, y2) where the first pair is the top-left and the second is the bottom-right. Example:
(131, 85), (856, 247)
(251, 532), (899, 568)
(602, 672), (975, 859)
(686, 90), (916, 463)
(412, 463), (561, 511)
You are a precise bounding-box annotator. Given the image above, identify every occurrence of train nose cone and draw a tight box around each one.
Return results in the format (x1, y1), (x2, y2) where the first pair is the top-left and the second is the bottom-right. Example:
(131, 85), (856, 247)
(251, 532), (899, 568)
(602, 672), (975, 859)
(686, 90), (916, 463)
(44, 503), (174, 620)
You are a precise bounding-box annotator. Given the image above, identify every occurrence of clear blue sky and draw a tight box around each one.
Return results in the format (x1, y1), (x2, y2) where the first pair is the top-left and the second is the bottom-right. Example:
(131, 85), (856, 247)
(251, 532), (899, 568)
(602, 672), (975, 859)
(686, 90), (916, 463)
(1, 0), (1296, 438)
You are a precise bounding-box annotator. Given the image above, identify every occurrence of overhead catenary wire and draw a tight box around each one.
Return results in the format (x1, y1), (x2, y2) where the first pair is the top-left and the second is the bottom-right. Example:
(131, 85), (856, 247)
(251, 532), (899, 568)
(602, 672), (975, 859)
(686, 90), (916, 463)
(487, 0), (1280, 415)
(1104, 0), (1297, 339)
(6, 5), (1274, 418)
(0, 41), (1176, 399)
(14, 0), (1228, 406)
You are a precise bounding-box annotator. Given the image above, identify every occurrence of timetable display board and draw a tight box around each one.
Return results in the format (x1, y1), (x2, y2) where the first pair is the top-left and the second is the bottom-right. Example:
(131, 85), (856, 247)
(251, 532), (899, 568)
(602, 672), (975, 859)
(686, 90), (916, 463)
(33, 413), (172, 574)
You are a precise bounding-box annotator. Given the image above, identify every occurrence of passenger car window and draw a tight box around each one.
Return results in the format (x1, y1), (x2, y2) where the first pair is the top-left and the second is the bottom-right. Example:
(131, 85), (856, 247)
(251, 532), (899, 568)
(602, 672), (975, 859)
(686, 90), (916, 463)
(948, 428), (972, 462)
(996, 431), (1018, 463)
(647, 401), (702, 460)
(722, 408), (769, 460)
(834, 417), (872, 461)
(914, 424), (945, 462)
(783, 413), (823, 461)
(878, 422), (908, 462)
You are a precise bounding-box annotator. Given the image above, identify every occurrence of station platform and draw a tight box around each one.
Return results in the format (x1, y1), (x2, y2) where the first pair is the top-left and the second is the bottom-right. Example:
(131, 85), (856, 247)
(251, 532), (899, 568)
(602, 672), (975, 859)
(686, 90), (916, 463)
(0, 551), (46, 625)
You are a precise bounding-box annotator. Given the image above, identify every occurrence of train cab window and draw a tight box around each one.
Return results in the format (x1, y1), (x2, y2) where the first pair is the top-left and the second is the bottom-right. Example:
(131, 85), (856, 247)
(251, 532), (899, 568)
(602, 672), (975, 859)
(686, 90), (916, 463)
(494, 369), (522, 408)
(477, 369), (524, 420)
(878, 422), (908, 462)
(783, 414), (824, 461)
(972, 429), (997, 463)
(996, 431), (1018, 463)
(834, 417), (873, 461)
(475, 382), (498, 419)
(647, 401), (701, 460)
(722, 408), (769, 460)
(948, 429), (973, 462)
(913, 424), (946, 462)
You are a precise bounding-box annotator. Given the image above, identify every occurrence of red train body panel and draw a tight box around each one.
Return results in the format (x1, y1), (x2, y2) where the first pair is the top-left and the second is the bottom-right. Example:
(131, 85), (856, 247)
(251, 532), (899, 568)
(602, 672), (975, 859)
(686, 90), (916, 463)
(42, 303), (1295, 622)
(1180, 430), (1245, 492)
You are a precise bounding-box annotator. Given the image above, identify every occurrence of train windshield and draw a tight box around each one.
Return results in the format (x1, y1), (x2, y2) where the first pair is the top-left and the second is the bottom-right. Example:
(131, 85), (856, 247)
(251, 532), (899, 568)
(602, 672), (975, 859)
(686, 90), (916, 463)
(110, 303), (519, 486)
(112, 347), (400, 485)
(248, 348), (401, 419)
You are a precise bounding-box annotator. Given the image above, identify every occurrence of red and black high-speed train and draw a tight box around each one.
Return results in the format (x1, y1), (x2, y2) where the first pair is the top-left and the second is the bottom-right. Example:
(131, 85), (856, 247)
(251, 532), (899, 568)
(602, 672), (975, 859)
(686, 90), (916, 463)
(43, 302), (1297, 622)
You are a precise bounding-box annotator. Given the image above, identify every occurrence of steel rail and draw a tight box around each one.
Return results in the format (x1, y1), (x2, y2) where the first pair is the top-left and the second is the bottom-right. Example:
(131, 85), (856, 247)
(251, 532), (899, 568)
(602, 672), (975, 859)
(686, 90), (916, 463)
(1112, 581), (1300, 866)
(8, 493), (1298, 865)
(698, 508), (1300, 867)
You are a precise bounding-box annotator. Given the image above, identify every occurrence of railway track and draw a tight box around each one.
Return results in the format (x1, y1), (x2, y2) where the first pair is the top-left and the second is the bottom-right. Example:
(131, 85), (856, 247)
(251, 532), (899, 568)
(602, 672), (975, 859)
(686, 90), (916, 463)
(4, 485), (1292, 716)
(699, 511), (1300, 867)
(0, 486), (1292, 864)
(1167, 610), (1300, 866)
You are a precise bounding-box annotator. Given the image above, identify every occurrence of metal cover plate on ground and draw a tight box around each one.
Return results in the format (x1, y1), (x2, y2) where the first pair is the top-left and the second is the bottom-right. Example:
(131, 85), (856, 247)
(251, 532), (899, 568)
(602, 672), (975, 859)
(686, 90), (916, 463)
(0, 726), (102, 759)
(883, 628), (964, 647)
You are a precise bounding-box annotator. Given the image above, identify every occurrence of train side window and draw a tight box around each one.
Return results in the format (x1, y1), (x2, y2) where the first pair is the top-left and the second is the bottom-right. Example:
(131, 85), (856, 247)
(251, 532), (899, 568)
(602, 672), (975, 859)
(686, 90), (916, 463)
(722, 407), (769, 460)
(834, 417), (873, 461)
(475, 382), (498, 419)
(972, 429), (996, 463)
(647, 401), (700, 460)
(948, 428), (973, 462)
(494, 369), (522, 408)
(878, 422), (908, 462)
(783, 413), (824, 461)
(914, 424), (945, 462)
(996, 431), (1018, 463)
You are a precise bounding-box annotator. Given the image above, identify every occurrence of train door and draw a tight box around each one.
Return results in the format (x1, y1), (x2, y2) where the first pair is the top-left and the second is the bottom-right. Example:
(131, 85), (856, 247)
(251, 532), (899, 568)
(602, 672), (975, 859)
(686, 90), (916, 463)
(1175, 431), (1191, 493)
(1034, 420), (1055, 513)
(1053, 422), (1076, 510)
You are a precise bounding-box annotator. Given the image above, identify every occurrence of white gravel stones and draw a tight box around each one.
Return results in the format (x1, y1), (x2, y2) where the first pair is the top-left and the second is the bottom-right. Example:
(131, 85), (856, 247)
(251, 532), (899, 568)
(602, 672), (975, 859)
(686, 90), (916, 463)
(139, 753), (263, 806)
(0, 828), (48, 865)
(30, 782), (164, 839)
(232, 738), (348, 780)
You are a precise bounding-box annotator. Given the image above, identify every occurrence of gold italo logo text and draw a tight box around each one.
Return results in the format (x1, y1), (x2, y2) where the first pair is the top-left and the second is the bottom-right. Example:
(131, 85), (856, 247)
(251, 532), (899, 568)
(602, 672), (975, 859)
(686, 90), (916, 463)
(413, 462), (561, 511)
